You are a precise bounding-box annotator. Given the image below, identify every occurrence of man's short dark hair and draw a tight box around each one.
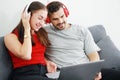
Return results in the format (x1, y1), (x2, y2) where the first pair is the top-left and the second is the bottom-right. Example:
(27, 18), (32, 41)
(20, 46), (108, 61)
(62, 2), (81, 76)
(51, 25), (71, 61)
(47, 1), (63, 15)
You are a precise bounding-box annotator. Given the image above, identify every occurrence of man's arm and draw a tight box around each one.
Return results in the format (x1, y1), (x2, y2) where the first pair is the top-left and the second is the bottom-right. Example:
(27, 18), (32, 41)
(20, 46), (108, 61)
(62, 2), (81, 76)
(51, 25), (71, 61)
(87, 52), (100, 61)
(87, 52), (102, 80)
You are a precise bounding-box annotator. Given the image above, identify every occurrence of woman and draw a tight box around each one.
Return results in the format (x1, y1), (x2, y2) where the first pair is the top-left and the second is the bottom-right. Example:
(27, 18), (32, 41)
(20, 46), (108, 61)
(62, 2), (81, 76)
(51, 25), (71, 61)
(4, 1), (57, 80)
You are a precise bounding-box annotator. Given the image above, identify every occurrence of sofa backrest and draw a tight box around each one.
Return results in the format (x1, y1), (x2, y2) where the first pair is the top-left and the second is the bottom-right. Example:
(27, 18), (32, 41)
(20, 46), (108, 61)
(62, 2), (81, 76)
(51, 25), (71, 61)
(88, 25), (107, 43)
(0, 36), (13, 80)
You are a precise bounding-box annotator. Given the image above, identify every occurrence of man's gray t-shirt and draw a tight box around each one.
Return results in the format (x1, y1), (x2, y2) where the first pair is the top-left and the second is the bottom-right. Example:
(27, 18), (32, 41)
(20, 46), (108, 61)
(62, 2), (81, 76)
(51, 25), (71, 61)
(44, 24), (100, 68)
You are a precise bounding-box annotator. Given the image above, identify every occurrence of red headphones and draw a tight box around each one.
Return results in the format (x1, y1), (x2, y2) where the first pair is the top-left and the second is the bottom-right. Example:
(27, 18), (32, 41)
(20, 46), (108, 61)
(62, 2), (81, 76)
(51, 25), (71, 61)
(46, 1), (69, 23)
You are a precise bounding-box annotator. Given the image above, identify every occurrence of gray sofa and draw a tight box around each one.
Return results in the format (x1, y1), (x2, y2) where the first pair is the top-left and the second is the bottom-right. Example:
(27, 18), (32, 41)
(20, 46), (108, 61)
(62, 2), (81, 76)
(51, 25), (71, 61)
(0, 25), (120, 80)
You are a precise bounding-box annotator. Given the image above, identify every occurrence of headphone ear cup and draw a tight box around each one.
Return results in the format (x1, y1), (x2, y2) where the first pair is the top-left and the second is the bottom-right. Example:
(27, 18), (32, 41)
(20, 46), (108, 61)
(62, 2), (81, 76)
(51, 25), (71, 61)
(46, 16), (50, 23)
(63, 5), (69, 17)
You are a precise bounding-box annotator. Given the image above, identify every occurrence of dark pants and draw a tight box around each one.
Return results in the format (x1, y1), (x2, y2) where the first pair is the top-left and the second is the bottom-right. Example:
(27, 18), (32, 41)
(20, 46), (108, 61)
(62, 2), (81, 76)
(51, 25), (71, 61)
(11, 64), (56, 80)
(101, 68), (120, 80)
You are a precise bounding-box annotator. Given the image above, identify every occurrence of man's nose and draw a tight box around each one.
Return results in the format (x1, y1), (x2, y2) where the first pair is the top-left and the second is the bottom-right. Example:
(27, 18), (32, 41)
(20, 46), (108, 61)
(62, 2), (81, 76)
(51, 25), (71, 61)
(58, 18), (63, 23)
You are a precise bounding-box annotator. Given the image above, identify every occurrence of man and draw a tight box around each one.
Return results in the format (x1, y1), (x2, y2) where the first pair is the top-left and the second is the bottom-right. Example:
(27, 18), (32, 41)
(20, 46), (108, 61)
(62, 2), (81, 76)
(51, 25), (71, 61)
(44, 1), (101, 80)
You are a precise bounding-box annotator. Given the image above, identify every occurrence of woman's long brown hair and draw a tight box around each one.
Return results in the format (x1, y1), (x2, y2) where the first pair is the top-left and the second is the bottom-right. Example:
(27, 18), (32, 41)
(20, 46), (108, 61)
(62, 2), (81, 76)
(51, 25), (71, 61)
(12, 1), (51, 47)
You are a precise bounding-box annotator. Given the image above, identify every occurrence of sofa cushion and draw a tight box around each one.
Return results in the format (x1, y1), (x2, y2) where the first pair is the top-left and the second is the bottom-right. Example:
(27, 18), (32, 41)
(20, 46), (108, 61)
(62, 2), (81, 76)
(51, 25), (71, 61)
(89, 25), (107, 43)
(97, 36), (120, 68)
(0, 36), (13, 80)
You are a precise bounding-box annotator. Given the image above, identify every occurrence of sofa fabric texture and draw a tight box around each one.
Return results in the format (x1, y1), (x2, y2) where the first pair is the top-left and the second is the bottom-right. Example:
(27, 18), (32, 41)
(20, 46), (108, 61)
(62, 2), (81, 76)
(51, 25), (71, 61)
(89, 25), (120, 69)
(0, 36), (13, 80)
(0, 25), (120, 80)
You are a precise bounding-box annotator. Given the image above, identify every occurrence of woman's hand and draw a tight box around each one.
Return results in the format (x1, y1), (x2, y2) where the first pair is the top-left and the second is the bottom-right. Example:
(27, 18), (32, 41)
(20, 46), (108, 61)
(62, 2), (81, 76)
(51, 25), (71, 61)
(46, 60), (57, 73)
(21, 10), (31, 30)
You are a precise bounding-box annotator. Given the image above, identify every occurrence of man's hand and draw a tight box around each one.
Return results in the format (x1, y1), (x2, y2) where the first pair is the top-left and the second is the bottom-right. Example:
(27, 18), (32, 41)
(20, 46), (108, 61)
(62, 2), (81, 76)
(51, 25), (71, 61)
(94, 72), (102, 80)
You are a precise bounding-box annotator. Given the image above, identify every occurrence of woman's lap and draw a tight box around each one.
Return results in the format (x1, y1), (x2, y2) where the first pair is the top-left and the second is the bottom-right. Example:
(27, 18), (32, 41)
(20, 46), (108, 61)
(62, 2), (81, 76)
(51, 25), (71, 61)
(11, 64), (55, 80)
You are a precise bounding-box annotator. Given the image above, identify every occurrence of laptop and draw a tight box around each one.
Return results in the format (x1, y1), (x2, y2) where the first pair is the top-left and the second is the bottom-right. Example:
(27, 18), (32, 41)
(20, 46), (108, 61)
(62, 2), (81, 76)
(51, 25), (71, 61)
(46, 60), (104, 80)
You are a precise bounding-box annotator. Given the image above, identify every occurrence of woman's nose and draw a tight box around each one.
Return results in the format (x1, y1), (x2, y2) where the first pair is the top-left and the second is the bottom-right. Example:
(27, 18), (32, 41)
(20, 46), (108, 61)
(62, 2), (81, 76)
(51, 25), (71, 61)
(40, 20), (45, 26)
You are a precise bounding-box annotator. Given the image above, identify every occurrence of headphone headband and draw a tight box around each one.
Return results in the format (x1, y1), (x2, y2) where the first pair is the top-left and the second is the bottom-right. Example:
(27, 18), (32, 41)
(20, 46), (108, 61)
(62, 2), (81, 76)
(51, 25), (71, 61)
(25, 1), (33, 14)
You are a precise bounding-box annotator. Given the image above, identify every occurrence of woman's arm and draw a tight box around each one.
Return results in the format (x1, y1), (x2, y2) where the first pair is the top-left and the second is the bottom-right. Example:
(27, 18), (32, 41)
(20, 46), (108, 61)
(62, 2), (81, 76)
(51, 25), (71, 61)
(4, 11), (32, 60)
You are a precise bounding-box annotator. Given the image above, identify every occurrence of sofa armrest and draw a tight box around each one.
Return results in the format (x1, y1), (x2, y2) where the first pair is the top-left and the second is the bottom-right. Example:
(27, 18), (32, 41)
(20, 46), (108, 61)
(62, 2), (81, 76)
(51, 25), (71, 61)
(97, 36), (120, 68)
